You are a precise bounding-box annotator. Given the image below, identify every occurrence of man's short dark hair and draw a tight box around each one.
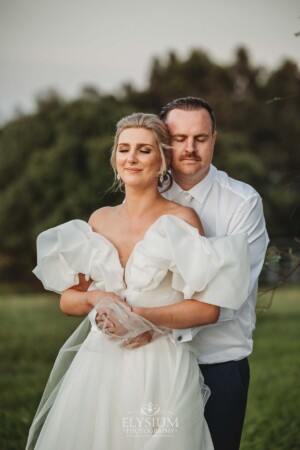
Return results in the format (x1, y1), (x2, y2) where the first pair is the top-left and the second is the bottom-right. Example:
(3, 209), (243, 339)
(160, 97), (216, 133)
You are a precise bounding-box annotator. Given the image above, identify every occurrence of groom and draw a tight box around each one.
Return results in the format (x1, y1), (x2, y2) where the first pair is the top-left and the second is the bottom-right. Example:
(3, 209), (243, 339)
(160, 97), (269, 450)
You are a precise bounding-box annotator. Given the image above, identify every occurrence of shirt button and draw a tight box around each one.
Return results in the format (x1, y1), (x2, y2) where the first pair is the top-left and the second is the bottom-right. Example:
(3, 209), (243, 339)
(177, 335), (182, 342)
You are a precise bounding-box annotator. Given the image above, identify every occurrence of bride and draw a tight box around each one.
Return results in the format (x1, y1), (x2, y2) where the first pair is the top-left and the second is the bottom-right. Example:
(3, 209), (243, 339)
(26, 113), (249, 449)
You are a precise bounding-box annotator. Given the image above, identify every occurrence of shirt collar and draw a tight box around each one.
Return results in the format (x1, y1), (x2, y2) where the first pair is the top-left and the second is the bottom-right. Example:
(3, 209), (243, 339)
(167, 164), (217, 204)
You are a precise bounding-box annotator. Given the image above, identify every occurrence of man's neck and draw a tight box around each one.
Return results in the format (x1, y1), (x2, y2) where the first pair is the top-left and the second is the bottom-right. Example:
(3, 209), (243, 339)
(172, 169), (209, 191)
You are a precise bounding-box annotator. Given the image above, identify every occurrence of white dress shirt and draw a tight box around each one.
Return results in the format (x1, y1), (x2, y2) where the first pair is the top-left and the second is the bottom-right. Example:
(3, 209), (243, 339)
(163, 165), (269, 364)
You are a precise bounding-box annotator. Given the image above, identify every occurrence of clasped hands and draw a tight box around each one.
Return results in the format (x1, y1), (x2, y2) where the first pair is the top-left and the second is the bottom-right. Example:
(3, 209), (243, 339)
(95, 296), (154, 349)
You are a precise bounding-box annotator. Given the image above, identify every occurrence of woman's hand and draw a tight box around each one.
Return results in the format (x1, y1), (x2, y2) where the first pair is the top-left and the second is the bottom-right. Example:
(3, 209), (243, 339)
(95, 296), (131, 336)
(94, 298), (163, 348)
(95, 300), (155, 348)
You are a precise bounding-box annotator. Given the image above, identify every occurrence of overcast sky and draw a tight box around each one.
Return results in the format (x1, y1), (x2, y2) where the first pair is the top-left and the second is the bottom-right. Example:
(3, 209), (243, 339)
(1, 0), (299, 123)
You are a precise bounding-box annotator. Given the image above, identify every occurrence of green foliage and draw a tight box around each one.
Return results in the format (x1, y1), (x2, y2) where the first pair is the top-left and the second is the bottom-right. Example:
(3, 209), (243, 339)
(0, 46), (299, 282)
(0, 93), (131, 281)
(0, 287), (299, 449)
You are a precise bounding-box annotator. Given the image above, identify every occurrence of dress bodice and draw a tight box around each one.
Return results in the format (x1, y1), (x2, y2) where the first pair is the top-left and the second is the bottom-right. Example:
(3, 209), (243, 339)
(33, 214), (250, 310)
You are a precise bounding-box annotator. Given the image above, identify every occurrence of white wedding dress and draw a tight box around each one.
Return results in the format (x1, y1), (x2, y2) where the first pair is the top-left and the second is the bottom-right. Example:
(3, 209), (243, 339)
(26, 214), (249, 450)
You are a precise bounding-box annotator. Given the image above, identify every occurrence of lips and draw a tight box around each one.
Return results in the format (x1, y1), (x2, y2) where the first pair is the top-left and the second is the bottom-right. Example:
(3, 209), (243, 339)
(124, 168), (142, 173)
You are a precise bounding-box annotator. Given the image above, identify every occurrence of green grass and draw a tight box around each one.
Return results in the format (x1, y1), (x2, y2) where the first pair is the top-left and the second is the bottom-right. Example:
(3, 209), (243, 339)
(0, 287), (299, 450)
(241, 286), (300, 450)
(0, 292), (82, 450)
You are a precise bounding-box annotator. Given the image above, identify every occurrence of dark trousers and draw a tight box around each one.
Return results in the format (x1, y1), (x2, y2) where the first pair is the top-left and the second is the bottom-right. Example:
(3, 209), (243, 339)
(200, 358), (250, 450)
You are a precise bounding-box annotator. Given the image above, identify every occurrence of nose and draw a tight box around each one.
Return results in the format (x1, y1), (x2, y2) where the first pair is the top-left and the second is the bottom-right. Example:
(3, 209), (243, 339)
(127, 149), (138, 164)
(184, 137), (195, 154)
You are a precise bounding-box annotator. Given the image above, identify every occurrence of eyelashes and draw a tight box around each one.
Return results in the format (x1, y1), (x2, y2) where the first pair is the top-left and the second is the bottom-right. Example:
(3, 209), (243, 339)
(117, 148), (151, 154)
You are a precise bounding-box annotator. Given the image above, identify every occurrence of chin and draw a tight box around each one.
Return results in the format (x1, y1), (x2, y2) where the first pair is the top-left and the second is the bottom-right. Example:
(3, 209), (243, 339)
(180, 165), (203, 176)
(124, 179), (157, 189)
(124, 179), (142, 187)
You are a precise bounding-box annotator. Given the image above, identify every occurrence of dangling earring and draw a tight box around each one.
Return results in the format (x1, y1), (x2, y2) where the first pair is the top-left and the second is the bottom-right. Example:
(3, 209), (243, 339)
(159, 172), (164, 184)
(117, 173), (120, 181)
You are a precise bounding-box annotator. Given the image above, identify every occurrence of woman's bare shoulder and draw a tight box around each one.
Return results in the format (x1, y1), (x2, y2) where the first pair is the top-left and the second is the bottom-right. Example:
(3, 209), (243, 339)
(88, 206), (119, 231)
(166, 202), (205, 235)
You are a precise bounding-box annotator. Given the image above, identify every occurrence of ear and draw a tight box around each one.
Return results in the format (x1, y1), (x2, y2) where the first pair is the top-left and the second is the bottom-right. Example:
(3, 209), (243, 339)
(212, 131), (217, 148)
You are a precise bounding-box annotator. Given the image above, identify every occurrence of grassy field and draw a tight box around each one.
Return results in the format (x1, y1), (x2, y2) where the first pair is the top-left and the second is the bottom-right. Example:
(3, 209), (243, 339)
(242, 286), (300, 450)
(0, 287), (299, 450)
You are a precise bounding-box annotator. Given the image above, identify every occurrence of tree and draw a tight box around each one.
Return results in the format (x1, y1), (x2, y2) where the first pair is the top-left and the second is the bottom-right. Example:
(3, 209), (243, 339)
(1, 47), (299, 283)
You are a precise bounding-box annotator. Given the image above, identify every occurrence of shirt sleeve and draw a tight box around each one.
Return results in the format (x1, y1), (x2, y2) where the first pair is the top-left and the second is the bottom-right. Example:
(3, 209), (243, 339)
(173, 194), (269, 344)
(229, 195), (269, 293)
(216, 195), (269, 322)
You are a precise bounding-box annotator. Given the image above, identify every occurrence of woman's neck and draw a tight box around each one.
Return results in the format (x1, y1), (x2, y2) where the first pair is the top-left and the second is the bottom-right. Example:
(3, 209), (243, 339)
(123, 186), (163, 219)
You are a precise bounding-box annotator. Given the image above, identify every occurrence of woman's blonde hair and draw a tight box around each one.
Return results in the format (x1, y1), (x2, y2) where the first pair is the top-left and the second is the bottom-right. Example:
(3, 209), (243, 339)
(111, 113), (172, 191)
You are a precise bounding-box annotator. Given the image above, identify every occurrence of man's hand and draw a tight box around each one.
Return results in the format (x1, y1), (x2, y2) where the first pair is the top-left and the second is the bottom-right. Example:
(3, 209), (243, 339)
(95, 297), (131, 336)
(95, 298), (157, 349)
(122, 330), (153, 349)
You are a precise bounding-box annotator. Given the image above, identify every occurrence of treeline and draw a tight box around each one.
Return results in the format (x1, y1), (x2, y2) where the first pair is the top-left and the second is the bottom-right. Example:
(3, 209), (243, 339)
(0, 47), (299, 282)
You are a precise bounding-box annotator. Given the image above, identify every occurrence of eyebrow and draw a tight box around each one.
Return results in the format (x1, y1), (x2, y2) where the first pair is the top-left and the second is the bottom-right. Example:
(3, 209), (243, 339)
(117, 142), (155, 148)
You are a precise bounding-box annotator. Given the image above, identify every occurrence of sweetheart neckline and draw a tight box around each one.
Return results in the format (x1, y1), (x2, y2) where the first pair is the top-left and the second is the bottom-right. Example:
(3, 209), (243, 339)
(88, 213), (196, 274)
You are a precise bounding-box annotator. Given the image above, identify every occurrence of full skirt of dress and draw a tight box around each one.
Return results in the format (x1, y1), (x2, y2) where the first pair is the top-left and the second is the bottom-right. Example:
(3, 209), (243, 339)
(32, 326), (213, 450)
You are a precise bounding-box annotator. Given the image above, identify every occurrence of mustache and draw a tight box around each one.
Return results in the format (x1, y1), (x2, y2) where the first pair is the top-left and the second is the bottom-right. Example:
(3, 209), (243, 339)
(179, 152), (201, 161)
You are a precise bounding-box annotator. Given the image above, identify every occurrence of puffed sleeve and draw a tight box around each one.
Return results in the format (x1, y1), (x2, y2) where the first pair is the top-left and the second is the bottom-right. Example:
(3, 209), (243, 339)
(130, 215), (250, 310)
(171, 233), (250, 309)
(33, 220), (125, 295)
